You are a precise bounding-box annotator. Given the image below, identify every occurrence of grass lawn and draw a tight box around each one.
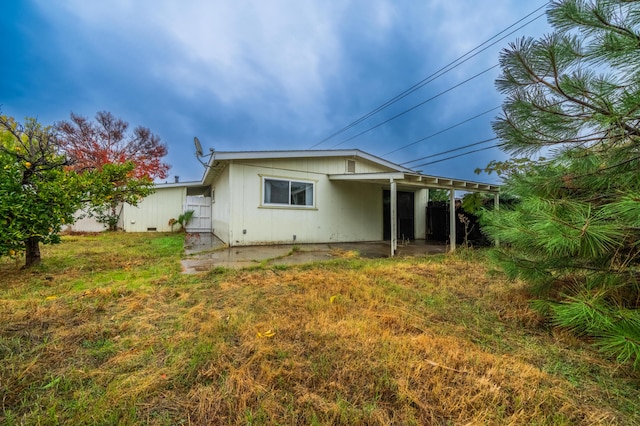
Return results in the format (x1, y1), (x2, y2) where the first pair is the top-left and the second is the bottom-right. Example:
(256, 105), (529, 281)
(1, 232), (638, 425)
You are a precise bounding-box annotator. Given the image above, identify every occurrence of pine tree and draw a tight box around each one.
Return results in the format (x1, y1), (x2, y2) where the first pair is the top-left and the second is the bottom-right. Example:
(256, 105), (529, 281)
(482, 0), (640, 368)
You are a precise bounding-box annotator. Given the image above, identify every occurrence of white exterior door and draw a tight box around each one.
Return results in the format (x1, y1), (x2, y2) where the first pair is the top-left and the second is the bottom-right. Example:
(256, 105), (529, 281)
(184, 196), (212, 232)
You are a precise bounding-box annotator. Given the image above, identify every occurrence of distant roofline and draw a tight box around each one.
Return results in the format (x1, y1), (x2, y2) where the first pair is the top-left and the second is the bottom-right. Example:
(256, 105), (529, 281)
(154, 180), (203, 188)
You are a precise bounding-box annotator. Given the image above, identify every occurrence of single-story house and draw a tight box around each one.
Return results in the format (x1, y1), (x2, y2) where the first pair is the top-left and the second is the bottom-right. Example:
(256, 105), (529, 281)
(70, 149), (500, 255)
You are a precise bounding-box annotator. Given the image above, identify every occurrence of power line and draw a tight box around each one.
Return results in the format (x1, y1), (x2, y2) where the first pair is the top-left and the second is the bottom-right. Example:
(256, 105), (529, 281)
(401, 136), (499, 165)
(328, 10), (547, 149)
(410, 144), (503, 169)
(309, 1), (550, 149)
(312, 6), (547, 148)
(384, 106), (500, 156)
(400, 100), (581, 169)
(330, 64), (500, 148)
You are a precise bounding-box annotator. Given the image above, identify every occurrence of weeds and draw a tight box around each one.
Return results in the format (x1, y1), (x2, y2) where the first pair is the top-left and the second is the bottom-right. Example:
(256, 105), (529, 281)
(0, 233), (638, 424)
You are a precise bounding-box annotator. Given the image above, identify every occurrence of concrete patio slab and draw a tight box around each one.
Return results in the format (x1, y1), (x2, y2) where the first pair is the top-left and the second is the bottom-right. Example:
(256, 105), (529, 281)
(181, 233), (448, 274)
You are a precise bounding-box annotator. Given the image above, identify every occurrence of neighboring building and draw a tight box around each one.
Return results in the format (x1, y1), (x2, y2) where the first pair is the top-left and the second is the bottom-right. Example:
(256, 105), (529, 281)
(67, 182), (210, 233)
(68, 149), (500, 254)
(121, 182), (210, 233)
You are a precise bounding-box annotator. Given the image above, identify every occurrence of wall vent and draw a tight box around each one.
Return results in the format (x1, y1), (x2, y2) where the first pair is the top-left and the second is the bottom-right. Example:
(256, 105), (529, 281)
(147, 227), (157, 232)
(346, 159), (356, 173)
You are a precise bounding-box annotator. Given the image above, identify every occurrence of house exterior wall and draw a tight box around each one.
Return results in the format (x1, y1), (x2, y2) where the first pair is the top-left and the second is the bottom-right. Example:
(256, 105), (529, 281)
(211, 165), (231, 242)
(122, 186), (186, 232)
(67, 155), (431, 241)
(66, 208), (108, 233)
(221, 157), (390, 246)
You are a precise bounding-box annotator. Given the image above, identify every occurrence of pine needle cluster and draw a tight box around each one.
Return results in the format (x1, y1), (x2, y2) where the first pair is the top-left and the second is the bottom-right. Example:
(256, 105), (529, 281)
(483, 0), (640, 368)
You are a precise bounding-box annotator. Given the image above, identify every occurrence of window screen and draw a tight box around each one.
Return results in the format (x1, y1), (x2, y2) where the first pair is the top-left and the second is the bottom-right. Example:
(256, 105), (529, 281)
(263, 178), (314, 207)
(290, 181), (313, 206)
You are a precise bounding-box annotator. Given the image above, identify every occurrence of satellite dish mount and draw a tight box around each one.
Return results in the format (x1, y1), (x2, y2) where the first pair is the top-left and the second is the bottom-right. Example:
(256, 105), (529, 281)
(194, 136), (214, 168)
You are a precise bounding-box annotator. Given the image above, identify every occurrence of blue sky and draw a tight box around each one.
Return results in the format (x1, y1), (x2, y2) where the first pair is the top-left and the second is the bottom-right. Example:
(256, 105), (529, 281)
(1, 0), (551, 184)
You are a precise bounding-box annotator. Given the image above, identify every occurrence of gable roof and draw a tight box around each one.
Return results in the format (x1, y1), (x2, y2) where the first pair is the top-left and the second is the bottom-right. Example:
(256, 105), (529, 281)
(206, 149), (414, 172)
(199, 148), (500, 193)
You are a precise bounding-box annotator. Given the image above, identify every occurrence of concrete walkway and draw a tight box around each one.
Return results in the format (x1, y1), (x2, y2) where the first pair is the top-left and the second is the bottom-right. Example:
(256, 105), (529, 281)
(181, 233), (448, 273)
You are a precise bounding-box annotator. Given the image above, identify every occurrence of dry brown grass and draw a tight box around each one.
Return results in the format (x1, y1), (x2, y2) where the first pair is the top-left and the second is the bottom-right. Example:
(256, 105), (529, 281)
(1, 235), (638, 425)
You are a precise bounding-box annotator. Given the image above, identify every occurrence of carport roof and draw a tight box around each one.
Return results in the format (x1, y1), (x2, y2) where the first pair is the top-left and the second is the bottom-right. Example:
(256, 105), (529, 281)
(328, 172), (500, 193)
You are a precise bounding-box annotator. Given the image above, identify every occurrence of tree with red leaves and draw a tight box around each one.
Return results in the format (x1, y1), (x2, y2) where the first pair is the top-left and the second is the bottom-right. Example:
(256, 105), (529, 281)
(56, 111), (169, 179)
(56, 111), (171, 230)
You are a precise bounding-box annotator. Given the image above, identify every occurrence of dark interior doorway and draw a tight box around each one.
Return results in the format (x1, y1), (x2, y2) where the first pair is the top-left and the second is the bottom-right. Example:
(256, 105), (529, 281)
(426, 201), (449, 242)
(383, 190), (415, 241)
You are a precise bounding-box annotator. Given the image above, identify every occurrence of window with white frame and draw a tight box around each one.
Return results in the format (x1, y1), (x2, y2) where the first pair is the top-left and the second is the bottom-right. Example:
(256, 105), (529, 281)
(263, 177), (314, 207)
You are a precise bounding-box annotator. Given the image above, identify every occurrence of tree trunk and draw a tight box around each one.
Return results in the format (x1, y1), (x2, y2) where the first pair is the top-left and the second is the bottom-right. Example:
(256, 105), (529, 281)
(24, 237), (41, 268)
(109, 204), (118, 231)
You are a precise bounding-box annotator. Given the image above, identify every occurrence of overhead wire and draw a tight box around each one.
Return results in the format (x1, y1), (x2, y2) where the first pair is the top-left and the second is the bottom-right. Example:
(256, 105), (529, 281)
(329, 64), (500, 148)
(401, 136), (499, 166)
(410, 143), (504, 169)
(309, 1), (550, 150)
(403, 109), (600, 169)
(384, 106), (500, 156)
(406, 116), (611, 169)
(328, 10), (547, 149)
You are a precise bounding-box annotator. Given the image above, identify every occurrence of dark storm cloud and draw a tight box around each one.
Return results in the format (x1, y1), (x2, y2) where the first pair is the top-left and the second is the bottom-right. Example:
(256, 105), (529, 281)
(1, 0), (551, 183)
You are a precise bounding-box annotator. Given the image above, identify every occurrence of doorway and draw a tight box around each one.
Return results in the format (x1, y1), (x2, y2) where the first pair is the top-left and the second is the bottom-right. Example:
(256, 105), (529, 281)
(383, 190), (415, 241)
(426, 201), (449, 242)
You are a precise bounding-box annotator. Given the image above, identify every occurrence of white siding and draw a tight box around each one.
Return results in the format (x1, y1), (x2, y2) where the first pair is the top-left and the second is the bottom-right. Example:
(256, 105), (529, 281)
(225, 161), (385, 245)
(67, 208), (108, 233)
(212, 165), (231, 243)
(233, 156), (394, 176)
(122, 187), (186, 232)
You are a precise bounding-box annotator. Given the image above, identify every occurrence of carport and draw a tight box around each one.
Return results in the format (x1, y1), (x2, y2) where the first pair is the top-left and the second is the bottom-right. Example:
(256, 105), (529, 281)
(328, 171), (500, 256)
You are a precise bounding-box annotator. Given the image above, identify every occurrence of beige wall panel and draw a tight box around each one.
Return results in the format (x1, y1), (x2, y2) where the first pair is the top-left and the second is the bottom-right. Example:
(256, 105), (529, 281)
(237, 156), (394, 176)
(226, 162), (383, 245)
(67, 208), (108, 233)
(211, 166), (231, 243)
(122, 187), (186, 232)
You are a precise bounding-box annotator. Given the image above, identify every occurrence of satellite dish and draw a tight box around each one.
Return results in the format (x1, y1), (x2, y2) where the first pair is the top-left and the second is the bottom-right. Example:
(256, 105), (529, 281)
(193, 136), (214, 169)
(194, 136), (204, 157)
